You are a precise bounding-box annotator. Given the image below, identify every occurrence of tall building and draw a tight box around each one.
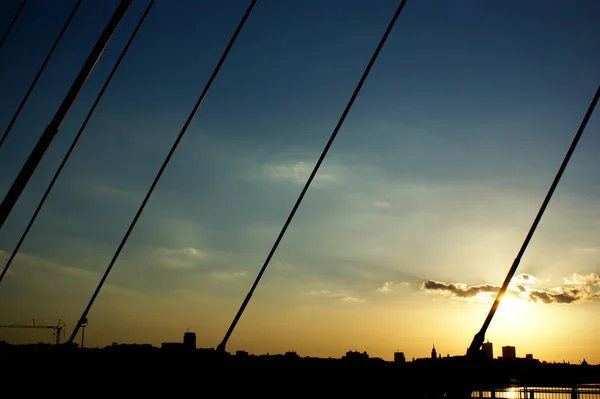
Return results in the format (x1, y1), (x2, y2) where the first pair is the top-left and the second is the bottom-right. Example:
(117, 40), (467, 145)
(482, 342), (493, 358)
(183, 331), (196, 349)
(502, 346), (516, 359)
(431, 344), (437, 359)
(394, 351), (406, 363)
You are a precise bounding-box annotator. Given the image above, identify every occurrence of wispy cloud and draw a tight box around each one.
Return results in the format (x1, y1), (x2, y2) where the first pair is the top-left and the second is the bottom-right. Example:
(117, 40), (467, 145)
(306, 289), (365, 303)
(572, 247), (599, 254)
(377, 281), (394, 293)
(563, 273), (600, 286)
(376, 281), (409, 293)
(13, 252), (143, 298)
(272, 260), (298, 274)
(340, 295), (364, 303)
(262, 161), (336, 183)
(151, 247), (206, 270)
(420, 273), (600, 305)
(80, 178), (145, 205)
(209, 271), (248, 281)
(54, 264), (97, 280)
(372, 200), (391, 209)
(0, 250), (14, 276)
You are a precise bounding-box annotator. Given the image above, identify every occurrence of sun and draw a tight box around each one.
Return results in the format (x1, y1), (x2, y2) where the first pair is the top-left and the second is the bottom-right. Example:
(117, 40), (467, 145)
(490, 294), (536, 336)
(498, 295), (529, 319)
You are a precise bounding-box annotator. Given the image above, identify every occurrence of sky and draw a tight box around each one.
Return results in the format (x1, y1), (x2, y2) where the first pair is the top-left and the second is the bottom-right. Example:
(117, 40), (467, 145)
(0, 0), (599, 363)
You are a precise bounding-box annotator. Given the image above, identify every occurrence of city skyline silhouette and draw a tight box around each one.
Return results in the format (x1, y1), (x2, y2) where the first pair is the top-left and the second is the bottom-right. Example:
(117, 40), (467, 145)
(0, 0), (599, 367)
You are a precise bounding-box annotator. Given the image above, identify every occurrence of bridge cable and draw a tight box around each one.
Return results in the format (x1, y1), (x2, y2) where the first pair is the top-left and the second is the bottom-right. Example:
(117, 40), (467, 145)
(67, 0), (258, 344)
(0, 0), (156, 287)
(0, 0), (27, 53)
(0, 0), (132, 231)
(217, 0), (410, 353)
(0, 0), (83, 152)
(467, 83), (600, 357)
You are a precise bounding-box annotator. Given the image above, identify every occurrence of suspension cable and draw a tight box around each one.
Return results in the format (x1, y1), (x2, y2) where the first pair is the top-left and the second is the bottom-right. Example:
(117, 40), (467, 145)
(0, 0), (27, 52)
(0, 1), (156, 287)
(217, 0), (410, 353)
(0, 0), (132, 231)
(467, 84), (600, 357)
(0, 0), (82, 152)
(67, 0), (258, 344)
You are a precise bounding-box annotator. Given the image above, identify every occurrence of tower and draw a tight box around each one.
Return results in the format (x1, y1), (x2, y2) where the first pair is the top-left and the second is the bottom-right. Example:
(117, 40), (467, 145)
(482, 341), (493, 358)
(502, 346), (516, 359)
(394, 351), (406, 363)
(183, 331), (196, 349)
(431, 344), (437, 359)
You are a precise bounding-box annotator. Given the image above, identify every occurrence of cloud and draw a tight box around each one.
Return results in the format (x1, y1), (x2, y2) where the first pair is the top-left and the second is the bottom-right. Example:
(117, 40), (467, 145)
(209, 271), (248, 281)
(513, 273), (539, 285)
(13, 252), (143, 298)
(81, 179), (144, 205)
(152, 247), (206, 270)
(421, 280), (499, 299)
(526, 287), (580, 304)
(377, 281), (394, 293)
(372, 200), (391, 209)
(272, 260), (297, 272)
(420, 273), (600, 305)
(262, 161), (336, 183)
(306, 289), (364, 303)
(563, 273), (600, 286)
(340, 296), (364, 303)
(572, 247), (599, 254)
(0, 250), (12, 276)
(54, 265), (97, 280)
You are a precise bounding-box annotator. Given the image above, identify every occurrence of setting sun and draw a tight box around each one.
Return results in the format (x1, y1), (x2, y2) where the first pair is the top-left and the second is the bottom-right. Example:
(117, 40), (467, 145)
(488, 294), (538, 344)
(496, 295), (533, 322)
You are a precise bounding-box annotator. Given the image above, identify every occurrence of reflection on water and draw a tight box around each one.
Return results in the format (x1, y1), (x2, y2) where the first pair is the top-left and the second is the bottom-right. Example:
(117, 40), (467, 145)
(471, 386), (600, 399)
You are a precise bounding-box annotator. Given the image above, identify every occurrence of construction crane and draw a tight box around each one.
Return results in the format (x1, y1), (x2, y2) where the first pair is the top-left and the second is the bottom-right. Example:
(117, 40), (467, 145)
(0, 319), (66, 345)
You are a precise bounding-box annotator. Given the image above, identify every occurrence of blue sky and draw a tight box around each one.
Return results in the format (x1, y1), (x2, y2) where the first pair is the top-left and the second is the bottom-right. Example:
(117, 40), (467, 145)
(0, 0), (599, 362)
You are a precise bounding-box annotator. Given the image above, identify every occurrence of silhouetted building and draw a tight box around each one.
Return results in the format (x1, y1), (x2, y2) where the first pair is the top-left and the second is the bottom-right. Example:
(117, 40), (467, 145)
(502, 346), (516, 359)
(236, 350), (249, 357)
(526, 353), (533, 360)
(431, 344), (437, 359)
(161, 342), (184, 350)
(394, 351), (406, 363)
(183, 332), (196, 349)
(162, 331), (196, 351)
(343, 350), (369, 361)
(482, 342), (493, 358)
(285, 351), (299, 358)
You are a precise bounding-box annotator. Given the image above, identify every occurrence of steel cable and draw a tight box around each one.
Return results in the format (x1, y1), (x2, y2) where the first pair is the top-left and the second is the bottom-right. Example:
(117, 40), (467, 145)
(67, 0), (258, 344)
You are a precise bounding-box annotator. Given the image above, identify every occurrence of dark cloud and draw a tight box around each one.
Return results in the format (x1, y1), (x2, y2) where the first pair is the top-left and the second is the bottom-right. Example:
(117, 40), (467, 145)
(420, 273), (600, 305)
(527, 289), (578, 304)
(421, 280), (498, 298)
